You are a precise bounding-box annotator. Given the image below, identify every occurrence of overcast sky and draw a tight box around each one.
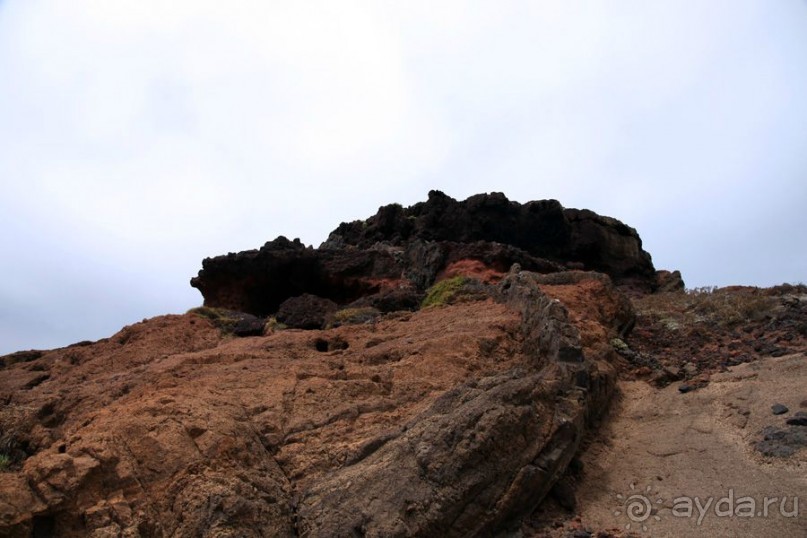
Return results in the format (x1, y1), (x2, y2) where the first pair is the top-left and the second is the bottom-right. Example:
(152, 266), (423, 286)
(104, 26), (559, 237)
(1, 1), (806, 354)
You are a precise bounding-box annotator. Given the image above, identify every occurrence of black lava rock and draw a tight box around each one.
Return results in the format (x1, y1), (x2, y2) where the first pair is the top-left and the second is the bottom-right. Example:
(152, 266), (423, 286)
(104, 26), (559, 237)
(772, 404), (789, 415)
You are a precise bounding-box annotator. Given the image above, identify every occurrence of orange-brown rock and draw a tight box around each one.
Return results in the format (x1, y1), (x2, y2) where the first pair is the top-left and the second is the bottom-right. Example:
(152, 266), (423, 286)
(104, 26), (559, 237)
(0, 271), (632, 537)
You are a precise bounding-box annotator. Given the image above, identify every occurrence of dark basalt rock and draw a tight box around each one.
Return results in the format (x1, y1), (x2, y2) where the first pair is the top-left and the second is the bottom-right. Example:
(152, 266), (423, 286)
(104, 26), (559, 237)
(231, 314), (267, 337)
(0, 350), (44, 369)
(327, 191), (654, 283)
(786, 412), (807, 427)
(345, 286), (423, 313)
(191, 192), (658, 317)
(190, 237), (405, 316)
(772, 403), (789, 416)
(656, 269), (686, 293)
(276, 294), (338, 330)
(756, 424), (807, 457)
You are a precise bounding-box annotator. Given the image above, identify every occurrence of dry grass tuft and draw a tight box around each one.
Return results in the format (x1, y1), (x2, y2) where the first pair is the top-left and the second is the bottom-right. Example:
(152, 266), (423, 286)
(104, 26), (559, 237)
(634, 286), (779, 329)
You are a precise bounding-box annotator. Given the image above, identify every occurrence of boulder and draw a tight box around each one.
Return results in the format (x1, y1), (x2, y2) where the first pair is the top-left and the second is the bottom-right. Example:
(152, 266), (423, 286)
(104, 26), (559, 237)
(276, 294), (338, 330)
(655, 269), (686, 292)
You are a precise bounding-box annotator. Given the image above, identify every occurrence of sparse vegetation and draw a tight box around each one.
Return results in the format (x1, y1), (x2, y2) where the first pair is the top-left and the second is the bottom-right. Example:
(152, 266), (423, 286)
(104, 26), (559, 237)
(264, 317), (288, 332)
(634, 286), (779, 329)
(422, 276), (469, 308)
(188, 306), (240, 333)
(187, 306), (232, 321)
(327, 307), (380, 328)
(610, 337), (629, 352)
(420, 276), (491, 308)
(626, 282), (807, 385)
(0, 453), (10, 471)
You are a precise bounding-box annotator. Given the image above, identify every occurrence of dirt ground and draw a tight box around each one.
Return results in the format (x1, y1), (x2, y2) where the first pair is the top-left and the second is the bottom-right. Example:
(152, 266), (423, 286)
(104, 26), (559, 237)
(530, 352), (807, 538)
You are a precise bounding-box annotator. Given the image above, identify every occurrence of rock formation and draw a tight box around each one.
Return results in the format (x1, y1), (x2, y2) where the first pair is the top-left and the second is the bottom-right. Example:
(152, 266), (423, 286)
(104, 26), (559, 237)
(190, 191), (657, 320)
(0, 267), (632, 536)
(12, 191), (802, 537)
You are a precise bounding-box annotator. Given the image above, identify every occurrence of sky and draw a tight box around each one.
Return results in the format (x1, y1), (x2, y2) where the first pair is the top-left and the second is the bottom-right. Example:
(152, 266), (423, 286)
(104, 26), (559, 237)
(1, 1), (806, 354)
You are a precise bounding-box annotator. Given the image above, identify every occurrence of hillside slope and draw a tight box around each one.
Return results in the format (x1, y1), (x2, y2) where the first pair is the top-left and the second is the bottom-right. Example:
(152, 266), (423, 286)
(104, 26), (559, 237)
(1, 270), (631, 537)
(1, 192), (804, 537)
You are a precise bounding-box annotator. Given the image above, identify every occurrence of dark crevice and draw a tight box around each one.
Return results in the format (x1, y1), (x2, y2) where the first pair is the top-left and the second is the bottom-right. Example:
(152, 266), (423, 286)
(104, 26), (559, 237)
(32, 515), (56, 538)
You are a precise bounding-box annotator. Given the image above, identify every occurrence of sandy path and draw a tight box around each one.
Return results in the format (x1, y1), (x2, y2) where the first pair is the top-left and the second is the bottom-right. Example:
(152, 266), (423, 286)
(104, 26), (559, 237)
(576, 353), (807, 537)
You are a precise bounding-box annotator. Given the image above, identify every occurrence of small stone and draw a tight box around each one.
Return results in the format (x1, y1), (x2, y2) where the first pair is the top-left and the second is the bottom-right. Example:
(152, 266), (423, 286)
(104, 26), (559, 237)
(683, 362), (698, 377)
(755, 424), (807, 457)
(232, 315), (267, 337)
(610, 338), (628, 352)
(772, 404), (789, 415)
(678, 384), (694, 394)
(572, 531), (592, 538)
(786, 415), (807, 427)
(756, 440), (797, 458)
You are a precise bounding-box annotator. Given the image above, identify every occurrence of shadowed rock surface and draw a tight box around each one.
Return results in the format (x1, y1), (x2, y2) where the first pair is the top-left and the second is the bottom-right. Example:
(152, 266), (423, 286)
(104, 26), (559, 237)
(326, 192), (652, 284)
(190, 191), (656, 316)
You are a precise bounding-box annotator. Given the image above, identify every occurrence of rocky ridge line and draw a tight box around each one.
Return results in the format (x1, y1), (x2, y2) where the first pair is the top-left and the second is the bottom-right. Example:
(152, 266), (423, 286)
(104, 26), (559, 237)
(190, 191), (660, 322)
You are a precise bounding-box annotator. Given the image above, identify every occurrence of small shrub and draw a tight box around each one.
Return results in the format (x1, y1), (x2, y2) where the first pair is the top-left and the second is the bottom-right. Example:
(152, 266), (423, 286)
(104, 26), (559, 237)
(0, 454), (9, 472)
(422, 276), (471, 308)
(635, 287), (778, 328)
(327, 307), (380, 328)
(690, 291), (774, 326)
(264, 317), (288, 332)
(188, 306), (266, 336)
(610, 338), (629, 352)
(687, 286), (717, 295)
(187, 306), (231, 321)
(188, 306), (240, 332)
(659, 317), (681, 331)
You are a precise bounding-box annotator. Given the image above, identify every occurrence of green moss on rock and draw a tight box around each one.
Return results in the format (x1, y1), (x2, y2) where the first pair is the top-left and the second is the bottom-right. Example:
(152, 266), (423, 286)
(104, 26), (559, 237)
(422, 276), (471, 308)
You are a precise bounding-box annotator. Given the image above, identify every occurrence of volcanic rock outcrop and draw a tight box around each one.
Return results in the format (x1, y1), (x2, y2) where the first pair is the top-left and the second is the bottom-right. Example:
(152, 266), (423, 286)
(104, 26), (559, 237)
(0, 191), (655, 536)
(4, 191), (804, 537)
(190, 191), (657, 323)
(0, 270), (632, 537)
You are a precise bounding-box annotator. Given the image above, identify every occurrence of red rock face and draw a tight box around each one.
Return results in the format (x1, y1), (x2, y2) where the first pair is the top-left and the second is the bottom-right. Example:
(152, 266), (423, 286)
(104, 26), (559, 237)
(0, 191), (672, 536)
(438, 259), (506, 284)
(0, 270), (633, 536)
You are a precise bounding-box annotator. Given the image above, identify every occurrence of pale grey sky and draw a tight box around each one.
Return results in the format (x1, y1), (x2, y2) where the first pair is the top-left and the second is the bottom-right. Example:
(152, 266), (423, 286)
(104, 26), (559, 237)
(1, 1), (806, 354)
